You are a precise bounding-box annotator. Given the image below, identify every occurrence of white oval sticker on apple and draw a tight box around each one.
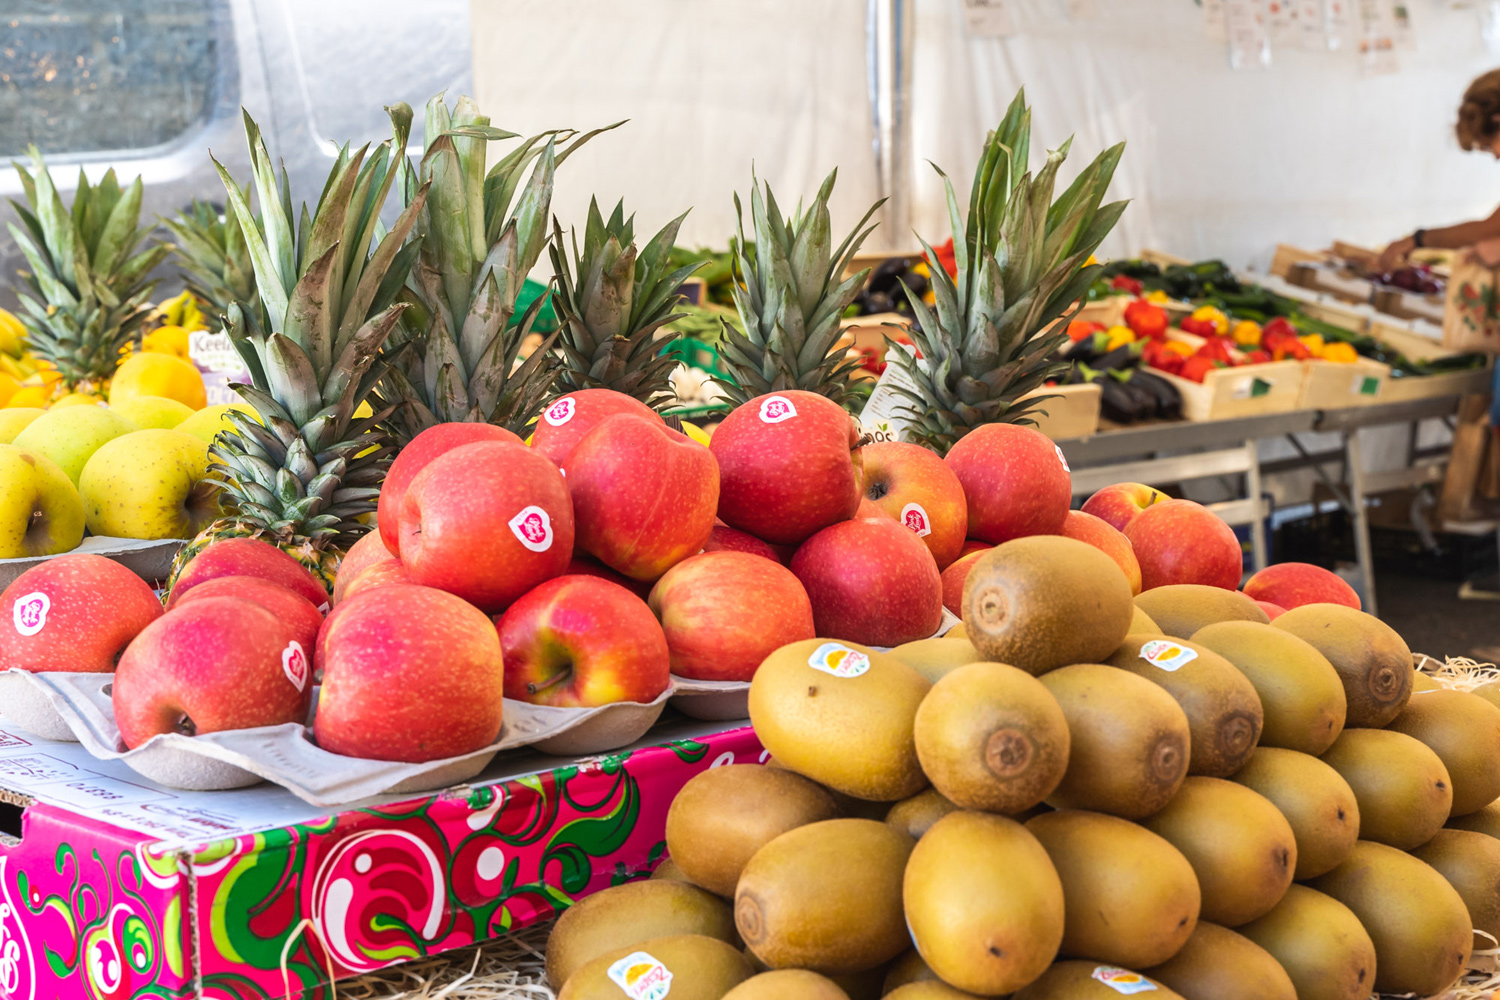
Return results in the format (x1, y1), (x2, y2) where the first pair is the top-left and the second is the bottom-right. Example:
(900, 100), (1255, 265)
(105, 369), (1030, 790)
(758, 395), (798, 424)
(543, 396), (577, 426)
(282, 640), (309, 692)
(11, 592), (50, 637)
(899, 502), (933, 537)
(1054, 444), (1071, 472)
(508, 505), (555, 552)
(807, 642), (870, 678)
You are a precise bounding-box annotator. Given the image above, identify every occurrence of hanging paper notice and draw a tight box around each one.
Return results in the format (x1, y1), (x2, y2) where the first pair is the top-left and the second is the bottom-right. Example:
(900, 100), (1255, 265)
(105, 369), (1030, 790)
(1392, 2), (1415, 50)
(1203, 0), (1228, 41)
(1295, 0), (1328, 48)
(1325, 0), (1351, 50)
(1226, 0), (1271, 69)
(963, 0), (1017, 36)
(1268, 0), (1299, 47)
(1356, 0), (1399, 75)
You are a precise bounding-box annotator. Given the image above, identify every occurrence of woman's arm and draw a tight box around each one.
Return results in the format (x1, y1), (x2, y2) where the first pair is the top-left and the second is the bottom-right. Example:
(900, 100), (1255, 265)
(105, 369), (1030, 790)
(1378, 204), (1500, 269)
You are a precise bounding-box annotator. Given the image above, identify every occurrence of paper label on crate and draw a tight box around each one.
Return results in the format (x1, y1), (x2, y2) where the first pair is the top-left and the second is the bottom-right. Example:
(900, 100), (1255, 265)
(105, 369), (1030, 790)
(808, 642), (871, 679)
(1231, 376), (1274, 400)
(281, 641), (309, 692)
(11, 592), (49, 637)
(189, 328), (253, 408)
(1353, 374), (1380, 396)
(542, 396), (577, 426)
(899, 503), (933, 537)
(1092, 967), (1158, 994)
(1139, 639), (1199, 673)
(508, 506), (554, 552)
(607, 951), (673, 1000)
(859, 344), (922, 443)
(757, 395), (798, 424)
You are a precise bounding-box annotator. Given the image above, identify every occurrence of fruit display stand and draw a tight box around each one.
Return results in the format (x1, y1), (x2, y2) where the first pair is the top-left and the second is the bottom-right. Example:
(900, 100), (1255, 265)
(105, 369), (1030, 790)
(1149, 357), (1303, 422)
(0, 714), (760, 1000)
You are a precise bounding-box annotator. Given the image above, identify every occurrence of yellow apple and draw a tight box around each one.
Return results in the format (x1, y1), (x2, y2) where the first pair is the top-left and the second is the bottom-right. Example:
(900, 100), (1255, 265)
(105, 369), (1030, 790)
(13, 405), (138, 487)
(0, 408), (45, 444)
(0, 444), (85, 557)
(109, 395), (195, 430)
(50, 393), (103, 410)
(78, 429), (220, 540)
(173, 402), (260, 446)
(109, 352), (206, 410)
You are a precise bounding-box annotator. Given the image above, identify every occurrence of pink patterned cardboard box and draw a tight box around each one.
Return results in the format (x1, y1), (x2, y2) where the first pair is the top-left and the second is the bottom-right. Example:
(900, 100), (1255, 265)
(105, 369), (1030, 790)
(0, 718), (761, 1000)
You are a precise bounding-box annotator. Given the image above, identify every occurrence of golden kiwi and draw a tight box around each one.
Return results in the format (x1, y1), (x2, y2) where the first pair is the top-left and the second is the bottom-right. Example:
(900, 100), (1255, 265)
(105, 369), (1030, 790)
(1271, 604), (1412, 727)
(1012, 962), (1183, 1000)
(1237, 886), (1376, 1000)
(1230, 747), (1359, 880)
(1412, 828), (1500, 954)
(1129, 604), (1163, 635)
(1449, 798), (1500, 837)
(888, 637), (981, 684)
(1319, 728), (1452, 850)
(885, 789), (961, 840)
(557, 934), (753, 1000)
(1134, 585), (1269, 638)
(721, 970), (851, 1000)
(1385, 688), (1500, 816)
(1142, 922), (1296, 1000)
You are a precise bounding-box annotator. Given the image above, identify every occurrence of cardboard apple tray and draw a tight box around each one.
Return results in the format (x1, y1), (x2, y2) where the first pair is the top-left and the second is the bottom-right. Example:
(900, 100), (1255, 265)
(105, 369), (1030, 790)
(0, 710), (763, 1000)
(0, 535), (184, 590)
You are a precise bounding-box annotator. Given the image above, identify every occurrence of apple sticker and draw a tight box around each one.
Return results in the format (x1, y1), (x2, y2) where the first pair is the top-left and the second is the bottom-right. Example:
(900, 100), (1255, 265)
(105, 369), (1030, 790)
(543, 396), (577, 426)
(807, 642), (871, 678)
(508, 505), (555, 553)
(11, 593), (49, 637)
(1054, 443), (1071, 472)
(899, 502), (933, 537)
(282, 640), (309, 692)
(1091, 967), (1158, 994)
(606, 952), (673, 1000)
(1138, 639), (1198, 673)
(758, 395), (798, 424)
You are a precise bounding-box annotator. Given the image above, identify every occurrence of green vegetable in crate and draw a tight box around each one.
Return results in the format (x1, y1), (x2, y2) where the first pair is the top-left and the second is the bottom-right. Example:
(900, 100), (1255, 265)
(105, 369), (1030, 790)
(549, 198), (705, 407)
(715, 170), (883, 409)
(887, 89), (1127, 451)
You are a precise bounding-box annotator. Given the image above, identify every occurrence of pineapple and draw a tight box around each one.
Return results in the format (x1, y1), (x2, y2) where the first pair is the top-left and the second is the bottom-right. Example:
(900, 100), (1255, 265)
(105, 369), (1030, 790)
(167, 106), (427, 594)
(374, 94), (617, 445)
(715, 170), (882, 409)
(160, 194), (258, 324)
(886, 90), (1126, 452)
(548, 198), (704, 407)
(5, 146), (171, 397)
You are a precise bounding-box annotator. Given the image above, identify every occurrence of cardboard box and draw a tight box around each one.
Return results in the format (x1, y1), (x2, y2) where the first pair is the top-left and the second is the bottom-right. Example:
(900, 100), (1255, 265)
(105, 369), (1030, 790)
(0, 717), (761, 1000)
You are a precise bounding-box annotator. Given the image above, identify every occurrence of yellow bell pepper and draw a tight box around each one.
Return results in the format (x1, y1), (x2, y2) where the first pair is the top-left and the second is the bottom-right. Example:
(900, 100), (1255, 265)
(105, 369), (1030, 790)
(1298, 333), (1325, 356)
(1105, 325), (1136, 350)
(1231, 320), (1262, 347)
(1320, 342), (1359, 364)
(1145, 289), (1174, 304)
(1190, 305), (1229, 335)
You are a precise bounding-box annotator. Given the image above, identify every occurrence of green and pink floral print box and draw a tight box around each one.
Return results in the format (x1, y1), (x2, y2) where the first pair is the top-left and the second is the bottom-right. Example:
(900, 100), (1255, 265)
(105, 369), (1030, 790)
(0, 718), (760, 1000)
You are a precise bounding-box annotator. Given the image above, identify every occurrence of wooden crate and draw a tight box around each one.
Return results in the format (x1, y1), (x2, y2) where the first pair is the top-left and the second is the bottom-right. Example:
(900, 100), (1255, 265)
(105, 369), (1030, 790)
(1138, 247), (1191, 268)
(1021, 382), (1101, 439)
(1149, 360), (1304, 422)
(838, 312), (909, 352)
(1286, 261), (1376, 305)
(1369, 317), (1495, 401)
(1296, 297), (1371, 334)
(1297, 357), (1388, 409)
(1270, 244), (1329, 279)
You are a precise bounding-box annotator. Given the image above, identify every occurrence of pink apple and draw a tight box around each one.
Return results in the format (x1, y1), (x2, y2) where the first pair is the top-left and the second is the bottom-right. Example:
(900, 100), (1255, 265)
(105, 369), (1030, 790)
(332, 529), (398, 605)
(940, 548), (988, 617)
(315, 584), (504, 761)
(567, 414), (719, 580)
(113, 597), (312, 747)
(959, 539), (993, 558)
(711, 390), (864, 546)
(1080, 482), (1171, 533)
(377, 422), (522, 555)
(399, 440), (573, 614)
(1243, 562), (1361, 611)
(0, 554), (162, 673)
(1253, 599), (1288, 621)
(1060, 509), (1143, 595)
(566, 556), (653, 599)
(703, 521), (780, 563)
(529, 389), (662, 472)
(944, 423), (1070, 544)
(861, 441), (967, 569)
(170, 575), (323, 653)
(1124, 499), (1243, 591)
(647, 551), (815, 681)
(340, 559), (413, 603)
(791, 517), (944, 647)
(856, 497), (888, 520)
(169, 537), (329, 611)
(498, 575), (671, 707)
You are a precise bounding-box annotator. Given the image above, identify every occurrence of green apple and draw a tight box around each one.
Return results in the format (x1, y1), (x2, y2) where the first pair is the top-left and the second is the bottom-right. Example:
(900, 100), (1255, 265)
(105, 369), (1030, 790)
(79, 429), (220, 539)
(0, 444), (85, 557)
(108, 395), (194, 430)
(0, 408), (45, 444)
(12, 405), (138, 486)
(173, 402), (259, 446)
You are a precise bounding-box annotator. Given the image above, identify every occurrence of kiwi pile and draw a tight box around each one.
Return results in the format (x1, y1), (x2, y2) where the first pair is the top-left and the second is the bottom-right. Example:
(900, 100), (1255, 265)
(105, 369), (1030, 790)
(545, 537), (1500, 1000)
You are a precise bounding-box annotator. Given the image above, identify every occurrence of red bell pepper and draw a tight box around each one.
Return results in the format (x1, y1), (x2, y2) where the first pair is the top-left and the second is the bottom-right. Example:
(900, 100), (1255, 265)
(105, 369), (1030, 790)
(1180, 356), (1220, 383)
(1110, 274), (1144, 295)
(1196, 336), (1237, 364)
(1179, 316), (1218, 338)
(1068, 319), (1107, 342)
(1244, 349), (1273, 365)
(1123, 299), (1169, 340)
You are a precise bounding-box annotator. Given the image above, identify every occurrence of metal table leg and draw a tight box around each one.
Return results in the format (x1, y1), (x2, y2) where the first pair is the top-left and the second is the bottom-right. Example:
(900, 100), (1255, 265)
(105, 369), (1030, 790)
(1345, 429), (1378, 617)
(1245, 440), (1268, 573)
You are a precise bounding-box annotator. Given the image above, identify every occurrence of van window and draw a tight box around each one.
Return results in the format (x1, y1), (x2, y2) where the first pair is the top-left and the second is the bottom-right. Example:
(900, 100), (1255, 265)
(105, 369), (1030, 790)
(0, 0), (219, 159)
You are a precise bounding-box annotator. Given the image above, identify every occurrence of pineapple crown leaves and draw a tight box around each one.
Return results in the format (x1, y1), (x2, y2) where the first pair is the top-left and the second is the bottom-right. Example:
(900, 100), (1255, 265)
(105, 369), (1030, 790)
(548, 197), (706, 405)
(159, 193), (258, 322)
(206, 105), (427, 546)
(888, 89), (1128, 451)
(715, 168), (884, 409)
(5, 146), (172, 385)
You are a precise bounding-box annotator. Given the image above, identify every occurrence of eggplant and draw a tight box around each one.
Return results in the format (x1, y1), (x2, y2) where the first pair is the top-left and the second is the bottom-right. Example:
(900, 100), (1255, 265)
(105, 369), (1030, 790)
(1129, 370), (1182, 420)
(1093, 343), (1142, 371)
(1098, 376), (1148, 423)
(1063, 332), (1109, 363)
(868, 256), (911, 294)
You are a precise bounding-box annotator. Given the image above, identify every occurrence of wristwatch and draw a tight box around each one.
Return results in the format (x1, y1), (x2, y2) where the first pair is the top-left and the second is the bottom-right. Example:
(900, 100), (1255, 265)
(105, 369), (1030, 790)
(1413, 228), (1427, 249)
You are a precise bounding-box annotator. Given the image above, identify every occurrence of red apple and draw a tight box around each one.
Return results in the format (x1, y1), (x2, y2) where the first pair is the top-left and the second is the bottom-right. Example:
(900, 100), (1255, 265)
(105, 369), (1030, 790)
(399, 440), (573, 614)
(856, 497), (888, 520)
(791, 517), (943, 647)
(703, 521), (780, 563)
(169, 537), (329, 612)
(113, 597), (312, 747)
(959, 539), (993, 558)
(332, 529), (398, 605)
(529, 389), (661, 472)
(315, 584), (504, 761)
(0, 554), (162, 673)
(944, 423), (1070, 544)
(1243, 562), (1360, 611)
(648, 551), (815, 681)
(170, 575), (323, 652)
(498, 575), (671, 707)
(1060, 509), (1143, 595)
(1124, 499), (1243, 591)
(711, 390), (864, 546)
(567, 556), (653, 599)
(340, 559), (413, 603)
(1253, 599), (1288, 620)
(377, 422), (522, 555)
(940, 548), (989, 617)
(567, 414), (719, 580)
(1080, 482), (1171, 533)
(861, 441), (967, 569)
